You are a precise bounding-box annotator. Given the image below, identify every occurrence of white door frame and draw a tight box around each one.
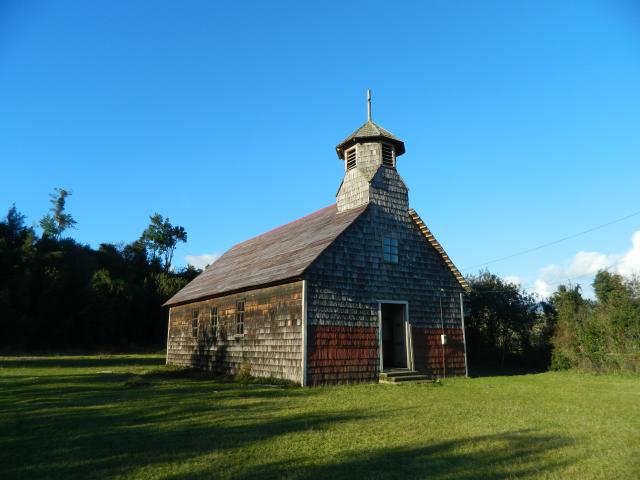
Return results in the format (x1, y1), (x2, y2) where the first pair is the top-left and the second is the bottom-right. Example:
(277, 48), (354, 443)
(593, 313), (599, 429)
(377, 300), (413, 371)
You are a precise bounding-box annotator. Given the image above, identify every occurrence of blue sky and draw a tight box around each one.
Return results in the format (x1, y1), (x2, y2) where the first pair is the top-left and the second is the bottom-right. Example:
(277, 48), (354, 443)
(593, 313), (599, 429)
(2, 1), (640, 297)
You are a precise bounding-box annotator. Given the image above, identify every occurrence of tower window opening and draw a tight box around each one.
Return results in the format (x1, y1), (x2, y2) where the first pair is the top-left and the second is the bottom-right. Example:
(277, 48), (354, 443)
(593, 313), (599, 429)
(382, 143), (395, 167)
(346, 147), (357, 171)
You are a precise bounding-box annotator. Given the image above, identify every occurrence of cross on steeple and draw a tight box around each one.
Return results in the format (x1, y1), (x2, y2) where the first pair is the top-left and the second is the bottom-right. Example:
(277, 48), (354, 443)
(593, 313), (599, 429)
(367, 89), (372, 121)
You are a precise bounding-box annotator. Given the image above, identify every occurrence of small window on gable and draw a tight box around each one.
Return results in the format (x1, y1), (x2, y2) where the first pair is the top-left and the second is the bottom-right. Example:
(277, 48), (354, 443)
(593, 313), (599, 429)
(383, 236), (399, 264)
(210, 306), (219, 338)
(345, 147), (357, 171)
(382, 143), (395, 167)
(235, 300), (245, 336)
(191, 308), (199, 337)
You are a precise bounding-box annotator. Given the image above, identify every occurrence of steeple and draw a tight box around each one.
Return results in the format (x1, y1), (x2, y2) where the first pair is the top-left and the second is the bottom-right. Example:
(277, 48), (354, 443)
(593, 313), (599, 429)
(335, 91), (408, 213)
(335, 90), (405, 161)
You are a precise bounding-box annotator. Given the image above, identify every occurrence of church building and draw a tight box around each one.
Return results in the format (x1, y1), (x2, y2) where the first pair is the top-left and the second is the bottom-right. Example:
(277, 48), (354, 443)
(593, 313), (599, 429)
(164, 92), (469, 385)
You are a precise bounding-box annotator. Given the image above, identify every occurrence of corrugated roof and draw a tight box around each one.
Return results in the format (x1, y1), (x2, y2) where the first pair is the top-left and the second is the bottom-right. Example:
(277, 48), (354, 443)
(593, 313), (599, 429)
(164, 204), (367, 306)
(336, 120), (406, 159)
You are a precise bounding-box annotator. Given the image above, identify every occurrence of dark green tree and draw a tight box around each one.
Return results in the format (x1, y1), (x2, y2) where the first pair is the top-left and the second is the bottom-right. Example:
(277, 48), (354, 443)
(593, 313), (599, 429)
(549, 284), (590, 370)
(140, 213), (187, 272)
(0, 194), (197, 351)
(466, 271), (552, 370)
(39, 188), (76, 239)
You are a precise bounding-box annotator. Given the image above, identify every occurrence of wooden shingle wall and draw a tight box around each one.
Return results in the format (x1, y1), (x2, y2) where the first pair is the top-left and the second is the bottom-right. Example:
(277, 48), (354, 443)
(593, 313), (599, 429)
(166, 281), (303, 383)
(307, 325), (378, 385)
(412, 327), (466, 378)
(306, 165), (465, 384)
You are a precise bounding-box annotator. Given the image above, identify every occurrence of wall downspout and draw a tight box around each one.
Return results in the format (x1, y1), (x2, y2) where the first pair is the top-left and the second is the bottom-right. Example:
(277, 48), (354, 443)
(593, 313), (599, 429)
(301, 280), (308, 387)
(460, 292), (469, 377)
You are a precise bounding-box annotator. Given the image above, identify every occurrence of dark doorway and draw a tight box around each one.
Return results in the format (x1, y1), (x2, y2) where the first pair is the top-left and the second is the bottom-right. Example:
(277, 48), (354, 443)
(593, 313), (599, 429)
(381, 303), (407, 370)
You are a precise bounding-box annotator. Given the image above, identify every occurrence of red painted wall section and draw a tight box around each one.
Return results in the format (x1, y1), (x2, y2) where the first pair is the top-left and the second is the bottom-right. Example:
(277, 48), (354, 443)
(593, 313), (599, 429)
(412, 327), (466, 378)
(307, 325), (378, 385)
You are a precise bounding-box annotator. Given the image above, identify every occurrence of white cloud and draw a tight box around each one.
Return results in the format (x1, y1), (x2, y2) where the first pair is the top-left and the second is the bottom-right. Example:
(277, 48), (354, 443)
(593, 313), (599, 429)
(503, 275), (521, 286)
(530, 230), (640, 298)
(185, 253), (221, 270)
(533, 280), (552, 299)
(566, 251), (616, 278)
(617, 231), (640, 276)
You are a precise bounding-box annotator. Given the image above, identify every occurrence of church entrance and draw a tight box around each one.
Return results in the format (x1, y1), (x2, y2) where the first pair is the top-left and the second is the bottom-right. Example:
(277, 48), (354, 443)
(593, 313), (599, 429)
(380, 302), (409, 370)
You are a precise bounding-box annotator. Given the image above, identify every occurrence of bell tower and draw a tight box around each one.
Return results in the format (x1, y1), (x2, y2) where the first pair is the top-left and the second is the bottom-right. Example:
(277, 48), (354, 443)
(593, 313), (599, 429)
(335, 90), (408, 212)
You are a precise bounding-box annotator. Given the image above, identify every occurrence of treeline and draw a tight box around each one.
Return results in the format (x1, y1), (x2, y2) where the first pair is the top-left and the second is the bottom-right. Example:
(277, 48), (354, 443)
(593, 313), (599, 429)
(464, 272), (554, 371)
(0, 190), (199, 351)
(552, 272), (640, 372)
(464, 271), (640, 373)
(1, 190), (638, 372)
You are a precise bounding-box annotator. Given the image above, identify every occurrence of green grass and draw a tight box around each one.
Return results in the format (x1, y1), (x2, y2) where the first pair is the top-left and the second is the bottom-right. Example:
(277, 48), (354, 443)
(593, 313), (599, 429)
(1, 355), (639, 479)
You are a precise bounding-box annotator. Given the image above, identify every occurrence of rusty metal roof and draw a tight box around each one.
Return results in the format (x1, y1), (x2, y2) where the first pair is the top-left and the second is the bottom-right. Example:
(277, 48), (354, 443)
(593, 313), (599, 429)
(164, 204), (368, 306)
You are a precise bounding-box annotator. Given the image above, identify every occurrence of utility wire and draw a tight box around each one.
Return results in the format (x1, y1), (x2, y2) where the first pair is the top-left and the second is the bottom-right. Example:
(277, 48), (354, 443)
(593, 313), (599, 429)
(521, 253), (630, 294)
(461, 209), (640, 272)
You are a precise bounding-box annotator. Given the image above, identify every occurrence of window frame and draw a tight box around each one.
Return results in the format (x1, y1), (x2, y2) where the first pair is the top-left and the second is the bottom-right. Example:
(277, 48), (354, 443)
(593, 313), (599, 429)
(345, 146), (357, 171)
(210, 306), (219, 338)
(191, 308), (199, 338)
(235, 300), (245, 336)
(383, 236), (399, 264)
(381, 142), (395, 168)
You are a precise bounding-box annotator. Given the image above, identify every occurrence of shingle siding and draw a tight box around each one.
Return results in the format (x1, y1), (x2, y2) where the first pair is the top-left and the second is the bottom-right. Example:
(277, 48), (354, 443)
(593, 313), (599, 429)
(308, 168), (462, 329)
(166, 281), (303, 383)
(305, 166), (465, 383)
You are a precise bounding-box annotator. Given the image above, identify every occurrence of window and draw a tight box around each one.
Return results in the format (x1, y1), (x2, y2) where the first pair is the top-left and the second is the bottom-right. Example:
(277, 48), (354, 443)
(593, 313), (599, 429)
(235, 300), (245, 335)
(383, 236), (398, 263)
(191, 308), (199, 337)
(210, 306), (219, 338)
(382, 143), (395, 167)
(345, 147), (357, 171)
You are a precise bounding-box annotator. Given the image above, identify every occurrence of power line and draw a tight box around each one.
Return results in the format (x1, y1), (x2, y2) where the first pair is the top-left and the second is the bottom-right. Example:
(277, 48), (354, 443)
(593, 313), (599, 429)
(521, 254), (630, 295)
(461, 209), (640, 272)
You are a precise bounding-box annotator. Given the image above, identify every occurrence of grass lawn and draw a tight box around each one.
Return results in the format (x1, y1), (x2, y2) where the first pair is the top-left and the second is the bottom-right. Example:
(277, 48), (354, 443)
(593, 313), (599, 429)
(0, 355), (639, 479)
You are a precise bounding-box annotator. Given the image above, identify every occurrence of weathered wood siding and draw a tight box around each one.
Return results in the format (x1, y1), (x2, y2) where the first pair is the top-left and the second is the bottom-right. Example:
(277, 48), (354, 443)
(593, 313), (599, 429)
(307, 325), (378, 385)
(167, 281), (303, 383)
(305, 162), (465, 384)
(412, 327), (466, 378)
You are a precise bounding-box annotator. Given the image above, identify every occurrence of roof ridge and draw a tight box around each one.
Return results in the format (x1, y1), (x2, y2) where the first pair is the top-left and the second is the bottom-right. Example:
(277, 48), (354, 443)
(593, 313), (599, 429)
(230, 204), (336, 251)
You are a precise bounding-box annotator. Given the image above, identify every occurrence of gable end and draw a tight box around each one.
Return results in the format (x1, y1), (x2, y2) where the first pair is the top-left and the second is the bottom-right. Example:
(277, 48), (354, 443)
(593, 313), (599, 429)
(408, 208), (469, 291)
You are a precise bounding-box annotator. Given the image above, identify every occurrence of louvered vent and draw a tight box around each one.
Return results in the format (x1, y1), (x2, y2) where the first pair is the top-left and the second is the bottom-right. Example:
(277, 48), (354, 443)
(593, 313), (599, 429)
(346, 147), (357, 171)
(382, 143), (395, 167)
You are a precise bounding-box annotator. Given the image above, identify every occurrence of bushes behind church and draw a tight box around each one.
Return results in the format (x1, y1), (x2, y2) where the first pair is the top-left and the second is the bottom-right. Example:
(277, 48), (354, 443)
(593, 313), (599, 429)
(464, 271), (640, 373)
(0, 200), (198, 351)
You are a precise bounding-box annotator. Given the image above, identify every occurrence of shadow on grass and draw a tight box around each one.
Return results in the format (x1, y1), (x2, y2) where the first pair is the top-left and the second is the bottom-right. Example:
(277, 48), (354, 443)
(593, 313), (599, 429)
(0, 358), (577, 480)
(0, 355), (165, 369)
(238, 429), (575, 480)
(0, 361), (330, 479)
(468, 366), (546, 378)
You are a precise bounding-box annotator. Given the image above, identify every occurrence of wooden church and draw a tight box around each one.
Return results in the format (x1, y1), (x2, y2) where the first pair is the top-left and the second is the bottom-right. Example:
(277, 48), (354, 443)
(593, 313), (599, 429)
(164, 92), (469, 385)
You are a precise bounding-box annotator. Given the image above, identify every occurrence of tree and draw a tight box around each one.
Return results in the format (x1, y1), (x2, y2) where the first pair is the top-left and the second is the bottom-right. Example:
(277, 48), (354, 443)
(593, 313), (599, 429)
(466, 271), (551, 369)
(550, 273), (640, 372)
(140, 213), (187, 272)
(39, 188), (76, 239)
(3, 204), (27, 240)
(549, 284), (590, 370)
